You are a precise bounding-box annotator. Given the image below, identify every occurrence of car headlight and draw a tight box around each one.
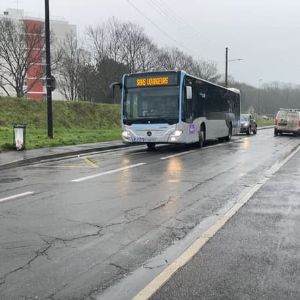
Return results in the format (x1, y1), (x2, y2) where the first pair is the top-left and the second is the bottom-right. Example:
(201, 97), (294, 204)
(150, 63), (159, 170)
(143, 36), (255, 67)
(122, 131), (130, 138)
(172, 130), (183, 137)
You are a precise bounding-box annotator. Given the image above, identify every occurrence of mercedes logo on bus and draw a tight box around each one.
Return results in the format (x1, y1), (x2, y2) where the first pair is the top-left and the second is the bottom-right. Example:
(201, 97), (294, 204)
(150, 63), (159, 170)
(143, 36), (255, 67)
(147, 131), (152, 136)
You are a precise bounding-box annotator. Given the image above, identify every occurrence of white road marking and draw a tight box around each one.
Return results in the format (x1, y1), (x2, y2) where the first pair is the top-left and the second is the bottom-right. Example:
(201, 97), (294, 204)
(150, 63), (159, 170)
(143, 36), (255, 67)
(0, 191), (35, 204)
(71, 163), (147, 182)
(133, 144), (300, 300)
(160, 141), (233, 160)
(160, 150), (196, 160)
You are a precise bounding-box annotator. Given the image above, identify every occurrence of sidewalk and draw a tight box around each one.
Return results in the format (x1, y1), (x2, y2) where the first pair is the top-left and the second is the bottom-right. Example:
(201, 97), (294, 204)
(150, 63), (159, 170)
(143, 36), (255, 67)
(151, 147), (300, 299)
(0, 140), (128, 170)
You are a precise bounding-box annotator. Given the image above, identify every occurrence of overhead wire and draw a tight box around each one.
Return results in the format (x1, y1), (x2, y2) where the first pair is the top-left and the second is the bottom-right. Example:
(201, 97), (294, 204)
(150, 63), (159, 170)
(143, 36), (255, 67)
(146, 0), (222, 62)
(125, 0), (199, 56)
(151, 0), (220, 49)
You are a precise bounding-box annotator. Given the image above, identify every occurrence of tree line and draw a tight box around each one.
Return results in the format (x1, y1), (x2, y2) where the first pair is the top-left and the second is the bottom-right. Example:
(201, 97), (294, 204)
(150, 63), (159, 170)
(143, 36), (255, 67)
(0, 17), (300, 114)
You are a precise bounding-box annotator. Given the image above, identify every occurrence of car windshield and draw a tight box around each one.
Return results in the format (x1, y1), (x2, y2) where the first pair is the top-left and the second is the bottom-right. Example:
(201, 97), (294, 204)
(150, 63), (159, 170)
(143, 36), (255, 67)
(241, 115), (250, 121)
(123, 86), (179, 124)
(277, 111), (288, 119)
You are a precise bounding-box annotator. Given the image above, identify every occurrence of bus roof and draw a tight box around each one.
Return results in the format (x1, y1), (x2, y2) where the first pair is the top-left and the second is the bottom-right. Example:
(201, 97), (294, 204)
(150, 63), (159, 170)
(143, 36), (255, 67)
(183, 71), (241, 94)
(123, 70), (240, 94)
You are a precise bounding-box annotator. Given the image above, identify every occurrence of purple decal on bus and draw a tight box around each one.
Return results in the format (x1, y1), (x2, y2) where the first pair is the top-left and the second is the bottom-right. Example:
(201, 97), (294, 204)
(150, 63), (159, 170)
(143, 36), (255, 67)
(189, 124), (196, 134)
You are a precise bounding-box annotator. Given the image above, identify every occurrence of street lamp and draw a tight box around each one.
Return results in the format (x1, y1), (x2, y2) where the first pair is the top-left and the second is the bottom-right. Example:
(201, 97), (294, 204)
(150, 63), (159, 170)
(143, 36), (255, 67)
(45, 0), (53, 138)
(225, 47), (243, 87)
(257, 78), (263, 115)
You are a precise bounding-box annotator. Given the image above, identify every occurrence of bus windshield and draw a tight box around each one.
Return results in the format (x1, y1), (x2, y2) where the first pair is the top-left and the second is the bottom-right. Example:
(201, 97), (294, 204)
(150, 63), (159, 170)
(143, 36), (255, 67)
(123, 86), (179, 125)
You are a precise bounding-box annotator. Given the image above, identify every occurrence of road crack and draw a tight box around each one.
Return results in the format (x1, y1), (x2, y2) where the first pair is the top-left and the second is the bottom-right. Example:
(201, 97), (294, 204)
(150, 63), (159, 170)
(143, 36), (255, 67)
(109, 263), (129, 273)
(185, 165), (237, 193)
(151, 196), (177, 211)
(0, 241), (52, 287)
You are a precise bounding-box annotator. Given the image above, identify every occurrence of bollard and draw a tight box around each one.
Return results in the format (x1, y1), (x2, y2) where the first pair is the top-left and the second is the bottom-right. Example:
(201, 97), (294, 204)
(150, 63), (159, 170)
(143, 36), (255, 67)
(13, 124), (26, 151)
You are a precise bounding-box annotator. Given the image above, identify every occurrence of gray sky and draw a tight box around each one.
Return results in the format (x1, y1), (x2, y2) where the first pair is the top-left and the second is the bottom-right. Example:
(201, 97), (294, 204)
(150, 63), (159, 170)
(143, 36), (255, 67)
(2, 0), (300, 87)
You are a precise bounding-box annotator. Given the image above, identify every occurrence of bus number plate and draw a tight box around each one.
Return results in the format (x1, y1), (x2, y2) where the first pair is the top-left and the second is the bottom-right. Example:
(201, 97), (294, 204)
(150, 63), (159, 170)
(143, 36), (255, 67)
(132, 136), (145, 142)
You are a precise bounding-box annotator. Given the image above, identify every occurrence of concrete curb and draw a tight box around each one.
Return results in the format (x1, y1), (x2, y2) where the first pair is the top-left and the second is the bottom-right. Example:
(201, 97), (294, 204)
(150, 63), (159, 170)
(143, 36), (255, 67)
(0, 143), (132, 171)
(257, 125), (274, 130)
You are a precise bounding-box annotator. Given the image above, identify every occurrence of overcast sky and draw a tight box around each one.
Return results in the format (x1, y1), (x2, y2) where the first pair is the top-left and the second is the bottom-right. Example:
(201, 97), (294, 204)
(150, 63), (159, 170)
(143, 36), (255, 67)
(1, 0), (300, 87)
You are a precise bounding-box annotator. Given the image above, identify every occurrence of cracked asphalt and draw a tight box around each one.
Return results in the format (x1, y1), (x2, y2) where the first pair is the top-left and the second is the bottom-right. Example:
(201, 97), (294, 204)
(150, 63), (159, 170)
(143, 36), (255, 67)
(0, 128), (299, 300)
(151, 141), (300, 300)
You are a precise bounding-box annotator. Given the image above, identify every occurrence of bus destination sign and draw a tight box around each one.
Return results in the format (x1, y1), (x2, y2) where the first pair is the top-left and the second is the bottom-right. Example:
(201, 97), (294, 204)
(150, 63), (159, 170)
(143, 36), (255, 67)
(136, 77), (169, 87)
(125, 72), (179, 88)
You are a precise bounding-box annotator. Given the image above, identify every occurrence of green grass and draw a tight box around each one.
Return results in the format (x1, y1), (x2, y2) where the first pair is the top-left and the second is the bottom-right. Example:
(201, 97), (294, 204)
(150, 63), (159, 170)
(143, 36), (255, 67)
(256, 117), (274, 127)
(0, 97), (121, 151)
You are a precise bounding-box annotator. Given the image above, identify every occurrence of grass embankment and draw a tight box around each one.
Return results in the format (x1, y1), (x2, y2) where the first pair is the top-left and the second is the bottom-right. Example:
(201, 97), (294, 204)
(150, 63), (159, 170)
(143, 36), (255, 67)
(256, 116), (274, 127)
(0, 97), (121, 151)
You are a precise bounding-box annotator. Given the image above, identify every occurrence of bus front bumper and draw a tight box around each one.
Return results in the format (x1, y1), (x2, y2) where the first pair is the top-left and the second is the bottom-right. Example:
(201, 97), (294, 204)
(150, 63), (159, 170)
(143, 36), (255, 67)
(122, 129), (185, 144)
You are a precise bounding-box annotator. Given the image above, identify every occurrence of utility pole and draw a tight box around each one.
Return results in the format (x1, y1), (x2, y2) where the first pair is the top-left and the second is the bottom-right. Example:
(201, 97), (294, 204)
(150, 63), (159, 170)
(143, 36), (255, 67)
(225, 47), (228, 87)
(45, 0), (53, 138)
(225, 47), (243, 88)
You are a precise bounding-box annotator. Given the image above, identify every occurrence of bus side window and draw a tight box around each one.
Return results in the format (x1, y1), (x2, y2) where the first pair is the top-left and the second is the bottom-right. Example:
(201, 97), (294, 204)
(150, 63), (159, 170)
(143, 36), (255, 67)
(185, 86), (193, 123)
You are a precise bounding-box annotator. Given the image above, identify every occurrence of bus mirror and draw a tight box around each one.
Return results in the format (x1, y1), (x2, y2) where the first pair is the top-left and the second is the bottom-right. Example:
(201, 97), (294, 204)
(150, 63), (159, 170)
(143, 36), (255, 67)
(109, 82), (122, 98)
(186, 86), (192, 100)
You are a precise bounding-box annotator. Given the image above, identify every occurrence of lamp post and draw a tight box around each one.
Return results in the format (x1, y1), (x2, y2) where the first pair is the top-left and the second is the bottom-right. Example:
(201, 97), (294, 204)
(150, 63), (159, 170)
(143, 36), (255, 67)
(45, 0), (53, 138)
(257, 78), (263, 115)
(225, 47), (243, 87)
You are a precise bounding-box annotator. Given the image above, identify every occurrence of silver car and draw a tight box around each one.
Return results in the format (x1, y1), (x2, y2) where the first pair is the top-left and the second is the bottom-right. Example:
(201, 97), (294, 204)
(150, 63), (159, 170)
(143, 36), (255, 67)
(274, 109), (300, 136)
(240, 114), (257, 135)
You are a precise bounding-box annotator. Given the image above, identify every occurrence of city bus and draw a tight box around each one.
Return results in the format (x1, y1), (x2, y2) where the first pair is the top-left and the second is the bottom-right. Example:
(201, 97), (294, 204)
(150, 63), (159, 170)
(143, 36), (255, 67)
(111, 70), (240, 150)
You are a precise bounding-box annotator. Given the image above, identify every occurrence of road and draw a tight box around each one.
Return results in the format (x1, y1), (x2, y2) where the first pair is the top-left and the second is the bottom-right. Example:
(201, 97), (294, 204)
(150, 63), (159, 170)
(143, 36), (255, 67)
(0, 128), (299, 300)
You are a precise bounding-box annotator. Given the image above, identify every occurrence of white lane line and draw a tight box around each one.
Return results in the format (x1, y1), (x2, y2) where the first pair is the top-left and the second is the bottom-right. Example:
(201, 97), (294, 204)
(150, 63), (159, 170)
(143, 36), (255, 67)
(71, 163), (146, 183)
(160, 150), (196, 160)
(133, 144), (300, 300)
(0, 191), (35, 204)
(160, 140), (236, 160)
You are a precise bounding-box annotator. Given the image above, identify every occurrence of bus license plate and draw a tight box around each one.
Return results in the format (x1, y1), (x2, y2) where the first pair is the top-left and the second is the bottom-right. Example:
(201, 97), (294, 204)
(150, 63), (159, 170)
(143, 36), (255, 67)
(132, 136), (145, 142)
(146, 137), (156, 142)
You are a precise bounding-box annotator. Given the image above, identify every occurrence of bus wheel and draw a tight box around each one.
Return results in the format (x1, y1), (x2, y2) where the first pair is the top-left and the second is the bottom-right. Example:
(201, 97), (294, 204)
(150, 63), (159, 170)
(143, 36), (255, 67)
(225, 125), (232, 141)
(198, 127), (206, 148)
(147, 143), (156, 151)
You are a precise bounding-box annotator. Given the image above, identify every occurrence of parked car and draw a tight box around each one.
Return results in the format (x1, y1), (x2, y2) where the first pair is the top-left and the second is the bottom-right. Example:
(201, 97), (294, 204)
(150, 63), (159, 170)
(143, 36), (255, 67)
(240, 114), (257, 135)
(274, 109), (300, 136)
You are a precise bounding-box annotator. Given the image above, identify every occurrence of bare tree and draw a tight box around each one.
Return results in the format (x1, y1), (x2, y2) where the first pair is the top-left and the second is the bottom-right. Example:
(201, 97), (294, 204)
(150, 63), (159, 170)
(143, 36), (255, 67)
(134, 35), (160, 72)
(119, 22), (151, 73)
(58, 33), (89, 101)
(87, 18), (124, 65)
(87, 24), (109, 64)
(88, 19), (159, 73)
(158, 47), (194, 71)
(190, 60), (220, 83)
(0, 18), (43, 97)
(158, 47), (220, 82)
(85, 19), (222, 102)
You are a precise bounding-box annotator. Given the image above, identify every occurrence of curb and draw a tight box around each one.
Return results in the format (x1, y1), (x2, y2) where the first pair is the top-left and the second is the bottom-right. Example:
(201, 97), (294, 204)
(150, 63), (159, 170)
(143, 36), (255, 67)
(258, 125), (274, 130)
(0, 143), (132, 171)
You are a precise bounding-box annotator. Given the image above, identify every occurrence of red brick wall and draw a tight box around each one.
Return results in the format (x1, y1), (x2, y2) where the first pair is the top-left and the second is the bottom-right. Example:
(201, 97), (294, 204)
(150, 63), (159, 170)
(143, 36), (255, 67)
(23, 19), (44, 101)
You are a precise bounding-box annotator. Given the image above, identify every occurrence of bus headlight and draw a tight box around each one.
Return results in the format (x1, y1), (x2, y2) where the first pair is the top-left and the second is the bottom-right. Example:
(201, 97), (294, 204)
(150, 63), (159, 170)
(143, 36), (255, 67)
(122, 131), (131, 138)
(172, 130), (183, 137)
(170, 130), (183, 142)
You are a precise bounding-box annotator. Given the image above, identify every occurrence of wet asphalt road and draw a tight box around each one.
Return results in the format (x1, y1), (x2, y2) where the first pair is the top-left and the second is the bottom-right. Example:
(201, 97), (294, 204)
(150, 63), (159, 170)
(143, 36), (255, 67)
(0, 128), (299, 300)
(151, 140), (300, 300)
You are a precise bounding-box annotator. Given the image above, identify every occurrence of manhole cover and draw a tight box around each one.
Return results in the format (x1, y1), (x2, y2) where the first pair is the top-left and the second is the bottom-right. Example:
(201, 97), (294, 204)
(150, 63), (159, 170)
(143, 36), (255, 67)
(0, 177), (23, 183)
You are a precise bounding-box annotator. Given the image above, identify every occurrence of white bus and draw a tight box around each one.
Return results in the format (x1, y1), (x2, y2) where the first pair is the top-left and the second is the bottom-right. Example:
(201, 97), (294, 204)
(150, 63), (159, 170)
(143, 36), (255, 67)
(112, 70), (240, 150)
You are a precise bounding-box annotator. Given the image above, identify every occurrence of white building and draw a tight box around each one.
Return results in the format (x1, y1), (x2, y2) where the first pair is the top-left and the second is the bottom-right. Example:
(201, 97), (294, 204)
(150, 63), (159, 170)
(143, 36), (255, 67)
(0, 8), (76, 101)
